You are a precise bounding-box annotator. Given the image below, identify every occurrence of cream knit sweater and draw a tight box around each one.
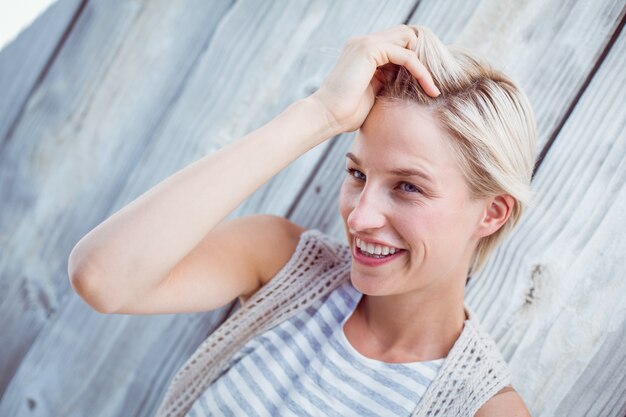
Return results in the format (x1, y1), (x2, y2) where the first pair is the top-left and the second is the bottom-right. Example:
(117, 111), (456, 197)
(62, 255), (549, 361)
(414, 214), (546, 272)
(154, 229), (512, 417)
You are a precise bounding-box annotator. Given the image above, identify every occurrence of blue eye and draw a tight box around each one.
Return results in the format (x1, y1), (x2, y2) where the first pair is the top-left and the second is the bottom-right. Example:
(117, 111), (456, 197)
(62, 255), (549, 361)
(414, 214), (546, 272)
(399, 182), (420, 193)
(344, 168), (422, 194)
(344, 167), (365, 181)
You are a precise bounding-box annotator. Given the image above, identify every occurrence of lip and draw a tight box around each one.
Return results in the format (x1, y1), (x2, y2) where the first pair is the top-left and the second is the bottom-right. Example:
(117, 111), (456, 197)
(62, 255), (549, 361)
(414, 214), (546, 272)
(352, 242), (406, 267)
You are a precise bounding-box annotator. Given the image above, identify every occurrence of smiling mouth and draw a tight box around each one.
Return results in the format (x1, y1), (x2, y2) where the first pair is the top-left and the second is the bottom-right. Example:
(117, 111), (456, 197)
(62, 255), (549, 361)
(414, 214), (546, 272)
(353, 237), (405, 257)
(351, 242), (408, 265)
(357, 247), (400, 258)
(359, 249), (389, 258)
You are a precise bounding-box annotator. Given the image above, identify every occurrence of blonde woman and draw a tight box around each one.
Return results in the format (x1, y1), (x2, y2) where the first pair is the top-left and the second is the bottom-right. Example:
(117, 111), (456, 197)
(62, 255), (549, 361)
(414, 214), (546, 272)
(69, 24), (534, 417)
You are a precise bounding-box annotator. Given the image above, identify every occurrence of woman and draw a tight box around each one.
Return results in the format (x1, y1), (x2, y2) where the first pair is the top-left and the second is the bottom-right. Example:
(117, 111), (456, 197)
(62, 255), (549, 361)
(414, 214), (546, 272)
(69, 25), (534, 416)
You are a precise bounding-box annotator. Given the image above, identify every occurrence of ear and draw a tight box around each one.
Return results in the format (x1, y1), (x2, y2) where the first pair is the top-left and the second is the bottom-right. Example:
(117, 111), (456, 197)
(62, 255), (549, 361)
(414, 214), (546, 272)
(475, 194), (515, 238)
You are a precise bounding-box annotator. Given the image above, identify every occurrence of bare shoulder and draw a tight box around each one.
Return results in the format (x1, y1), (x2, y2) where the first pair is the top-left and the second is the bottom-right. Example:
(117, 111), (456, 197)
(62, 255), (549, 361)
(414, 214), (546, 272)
(474, 385), (532, 417)
(250, 214), (308, 283)
(237, 214), (308, 302)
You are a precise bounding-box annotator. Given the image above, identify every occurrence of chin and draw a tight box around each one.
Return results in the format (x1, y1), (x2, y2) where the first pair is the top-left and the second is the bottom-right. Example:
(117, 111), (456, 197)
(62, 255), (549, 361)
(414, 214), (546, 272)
(348, 270), (389, 296)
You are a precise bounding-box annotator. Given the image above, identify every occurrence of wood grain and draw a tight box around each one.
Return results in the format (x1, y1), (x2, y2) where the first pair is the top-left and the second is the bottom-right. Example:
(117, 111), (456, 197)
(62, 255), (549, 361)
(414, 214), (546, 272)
(0, 0), (236, 409)
(1, 0), (624, 415)
(0, 1), (422, 416)
(0, 0), (84, 151)
(466, 28), (626, 417)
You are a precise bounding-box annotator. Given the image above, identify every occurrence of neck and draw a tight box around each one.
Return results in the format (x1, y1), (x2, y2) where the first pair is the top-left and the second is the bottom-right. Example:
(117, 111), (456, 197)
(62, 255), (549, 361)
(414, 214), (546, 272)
(356, 281), (467, 361)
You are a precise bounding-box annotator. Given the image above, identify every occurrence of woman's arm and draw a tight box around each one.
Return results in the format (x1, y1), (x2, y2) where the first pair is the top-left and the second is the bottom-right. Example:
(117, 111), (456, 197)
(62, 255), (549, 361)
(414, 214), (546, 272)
(474, 386), (532, 417)
(68, 24), (439, 314)
(68, 97), (336, 313)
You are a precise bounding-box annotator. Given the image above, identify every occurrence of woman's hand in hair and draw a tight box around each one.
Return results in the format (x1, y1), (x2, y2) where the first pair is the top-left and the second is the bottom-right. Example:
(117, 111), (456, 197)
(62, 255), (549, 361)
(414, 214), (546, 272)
(309, 24), (440, 134)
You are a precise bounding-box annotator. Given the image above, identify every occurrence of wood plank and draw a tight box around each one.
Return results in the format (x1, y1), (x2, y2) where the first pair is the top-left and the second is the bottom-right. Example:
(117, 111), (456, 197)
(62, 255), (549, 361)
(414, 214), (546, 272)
(0, 1), (422, 416)
(454, 0), (624, 152)
(0, 0), (235, 405)
(410, 0), (481, 43)
(0, 0), (84, 152)
(556, 315), (626, 416)
(0, 297), (231, 417)
(466, 28), (626, 416)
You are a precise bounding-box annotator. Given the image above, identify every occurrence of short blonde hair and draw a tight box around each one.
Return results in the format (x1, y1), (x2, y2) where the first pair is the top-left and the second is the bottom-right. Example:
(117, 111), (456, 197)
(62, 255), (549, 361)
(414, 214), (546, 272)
(376, 25), (537, 277)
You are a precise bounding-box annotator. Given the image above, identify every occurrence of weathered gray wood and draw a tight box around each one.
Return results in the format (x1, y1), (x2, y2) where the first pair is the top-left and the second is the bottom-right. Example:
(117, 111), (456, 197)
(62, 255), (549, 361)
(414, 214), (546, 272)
(0, 295), (231, 417)
(0, 0), (84, 151)
(0, 0), (236, 406)
(454, 0), (625, 153)
(466, 28), (626, 416)
(0, 1), (423, 416)
(410, 0), (481, 43)
(557, 313), (626, 416)
(2, 0), (624, 416)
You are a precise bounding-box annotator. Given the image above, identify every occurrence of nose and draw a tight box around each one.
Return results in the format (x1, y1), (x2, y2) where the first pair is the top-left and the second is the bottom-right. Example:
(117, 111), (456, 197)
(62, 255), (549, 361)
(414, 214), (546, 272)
(346, 186), (387, 233)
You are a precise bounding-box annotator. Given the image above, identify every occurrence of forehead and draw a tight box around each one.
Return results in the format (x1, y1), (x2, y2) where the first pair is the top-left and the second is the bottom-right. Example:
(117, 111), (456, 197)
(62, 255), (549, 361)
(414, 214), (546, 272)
(349, 101), (460, 179)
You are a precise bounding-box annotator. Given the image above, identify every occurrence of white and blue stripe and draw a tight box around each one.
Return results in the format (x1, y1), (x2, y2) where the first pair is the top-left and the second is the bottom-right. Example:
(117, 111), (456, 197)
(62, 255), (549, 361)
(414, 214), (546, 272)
(185, 280), (445, 417)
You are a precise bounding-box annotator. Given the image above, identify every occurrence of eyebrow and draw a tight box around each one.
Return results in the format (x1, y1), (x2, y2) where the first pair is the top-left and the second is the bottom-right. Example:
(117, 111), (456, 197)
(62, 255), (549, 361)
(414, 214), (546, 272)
(345, 152), (435, 184)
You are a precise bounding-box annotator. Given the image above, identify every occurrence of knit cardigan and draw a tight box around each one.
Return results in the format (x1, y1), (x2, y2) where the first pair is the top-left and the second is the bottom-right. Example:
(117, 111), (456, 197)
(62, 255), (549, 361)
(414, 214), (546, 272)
(153, 228), (512, 417)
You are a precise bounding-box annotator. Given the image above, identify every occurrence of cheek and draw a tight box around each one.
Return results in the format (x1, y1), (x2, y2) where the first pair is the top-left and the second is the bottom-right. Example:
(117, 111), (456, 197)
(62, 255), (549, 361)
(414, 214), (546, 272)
(401, 207), (447, 250)
(427, 206), (475, 255)
(338, 183), (357, 245)
(443, 198), (481, 232)
(338, 182), (355, 218)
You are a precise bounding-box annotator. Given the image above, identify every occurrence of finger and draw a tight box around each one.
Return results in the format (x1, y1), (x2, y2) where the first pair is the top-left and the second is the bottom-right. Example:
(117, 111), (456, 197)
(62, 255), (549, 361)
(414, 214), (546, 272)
(368, 25), (418, 51)
(379, 44), (441, 97)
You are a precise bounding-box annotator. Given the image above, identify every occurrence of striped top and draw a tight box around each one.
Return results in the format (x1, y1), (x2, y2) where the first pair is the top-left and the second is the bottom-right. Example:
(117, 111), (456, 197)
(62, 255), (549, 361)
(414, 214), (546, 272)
(155, 228), (512, 417)
(184, 278), (445, 417)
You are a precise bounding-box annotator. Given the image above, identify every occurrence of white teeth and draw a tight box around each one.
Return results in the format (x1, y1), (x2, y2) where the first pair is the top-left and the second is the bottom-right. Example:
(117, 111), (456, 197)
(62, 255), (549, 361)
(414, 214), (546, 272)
(355, 237), (400, 256)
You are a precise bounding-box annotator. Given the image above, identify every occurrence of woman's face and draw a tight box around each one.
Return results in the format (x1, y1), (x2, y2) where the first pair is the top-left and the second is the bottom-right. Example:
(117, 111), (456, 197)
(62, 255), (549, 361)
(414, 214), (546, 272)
(339, 100), (490, 297)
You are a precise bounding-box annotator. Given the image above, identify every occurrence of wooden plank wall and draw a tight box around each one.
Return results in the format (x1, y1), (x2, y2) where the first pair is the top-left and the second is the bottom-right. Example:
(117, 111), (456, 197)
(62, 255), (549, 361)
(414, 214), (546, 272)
(0, 0), (85, 152)
(0, 0), (624, 416)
